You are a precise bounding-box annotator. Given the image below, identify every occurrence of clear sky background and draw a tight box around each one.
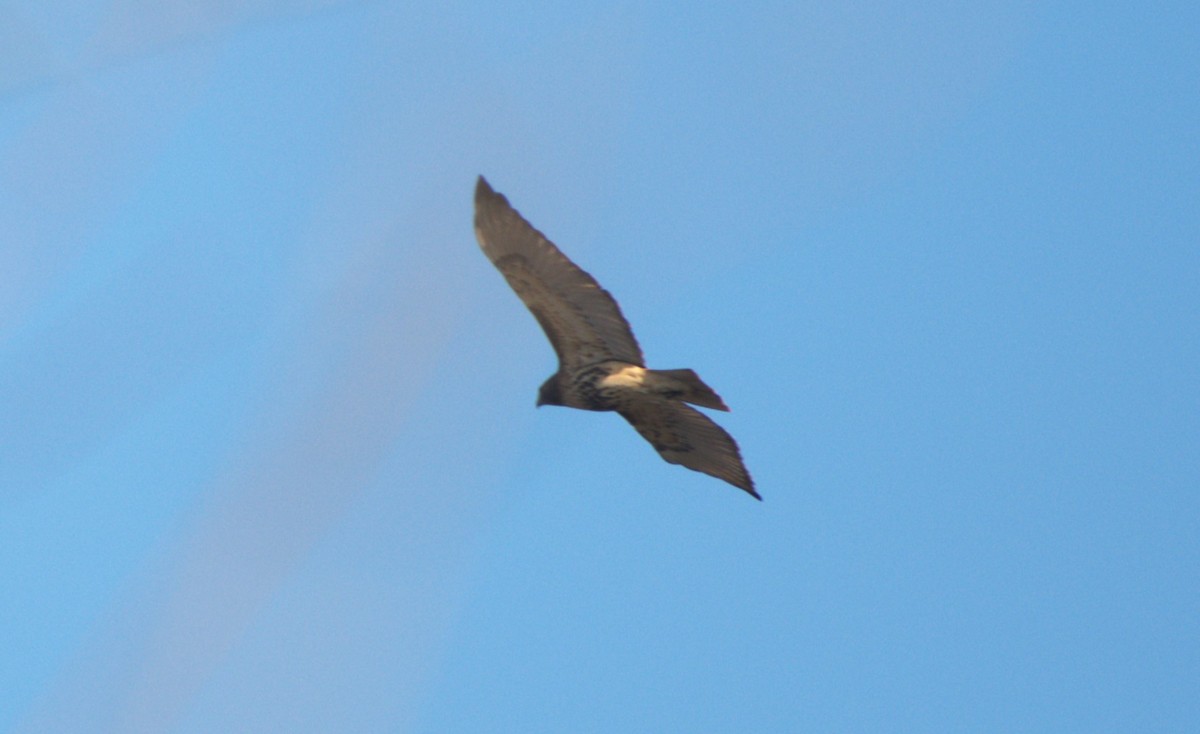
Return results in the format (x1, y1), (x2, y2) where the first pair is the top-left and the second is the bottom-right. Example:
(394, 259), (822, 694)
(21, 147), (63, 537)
(2, 1), (1196, 732)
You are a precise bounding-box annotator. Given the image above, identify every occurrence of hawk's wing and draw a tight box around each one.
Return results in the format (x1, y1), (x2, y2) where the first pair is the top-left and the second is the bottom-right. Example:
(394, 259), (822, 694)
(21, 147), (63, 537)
(474, 176), (644, 369)
(617, 395), (758, 499)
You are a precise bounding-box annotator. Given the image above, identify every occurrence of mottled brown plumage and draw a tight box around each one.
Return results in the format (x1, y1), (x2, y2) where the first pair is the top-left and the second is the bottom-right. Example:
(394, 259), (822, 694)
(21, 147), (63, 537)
(473, 176), (757, 499)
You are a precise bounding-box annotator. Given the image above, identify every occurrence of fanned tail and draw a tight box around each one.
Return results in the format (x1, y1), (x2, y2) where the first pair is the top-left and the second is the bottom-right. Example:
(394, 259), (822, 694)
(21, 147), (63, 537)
(651, 368), (730, 411)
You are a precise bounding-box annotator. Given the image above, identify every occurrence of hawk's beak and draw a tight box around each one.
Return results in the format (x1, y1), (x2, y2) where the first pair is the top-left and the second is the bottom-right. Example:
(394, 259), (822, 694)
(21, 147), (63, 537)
(535, 397), (544, 408)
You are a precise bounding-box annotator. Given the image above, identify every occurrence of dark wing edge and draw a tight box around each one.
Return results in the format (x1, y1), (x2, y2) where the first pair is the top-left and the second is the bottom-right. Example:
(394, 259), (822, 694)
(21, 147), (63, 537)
(473, 176), (644, 367)
(617, 396), (759, 500)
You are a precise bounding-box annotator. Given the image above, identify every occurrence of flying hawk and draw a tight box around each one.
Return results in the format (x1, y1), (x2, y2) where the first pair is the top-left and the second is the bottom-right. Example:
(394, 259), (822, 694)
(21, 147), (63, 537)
(473, 176), (758, 499)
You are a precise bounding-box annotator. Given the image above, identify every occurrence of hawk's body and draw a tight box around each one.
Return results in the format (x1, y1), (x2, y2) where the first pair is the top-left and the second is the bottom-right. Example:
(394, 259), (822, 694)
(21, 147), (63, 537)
(473, 176), (758, 499)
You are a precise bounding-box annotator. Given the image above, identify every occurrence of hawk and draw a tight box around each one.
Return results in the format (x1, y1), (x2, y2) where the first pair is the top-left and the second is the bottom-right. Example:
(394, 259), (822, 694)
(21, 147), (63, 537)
(473, 176), (758, 499)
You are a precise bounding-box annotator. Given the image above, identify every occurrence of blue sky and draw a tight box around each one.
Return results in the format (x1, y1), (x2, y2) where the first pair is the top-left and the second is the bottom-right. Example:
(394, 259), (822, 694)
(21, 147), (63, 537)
(2, 1), (1196, 731)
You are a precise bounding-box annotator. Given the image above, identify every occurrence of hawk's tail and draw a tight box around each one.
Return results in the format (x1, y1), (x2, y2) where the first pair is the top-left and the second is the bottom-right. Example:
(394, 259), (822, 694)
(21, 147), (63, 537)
(650, 369), (731, 412)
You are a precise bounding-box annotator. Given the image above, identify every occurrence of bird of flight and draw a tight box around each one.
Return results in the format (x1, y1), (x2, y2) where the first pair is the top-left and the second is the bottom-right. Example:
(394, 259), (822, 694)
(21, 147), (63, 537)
(473, 176), (758, 499)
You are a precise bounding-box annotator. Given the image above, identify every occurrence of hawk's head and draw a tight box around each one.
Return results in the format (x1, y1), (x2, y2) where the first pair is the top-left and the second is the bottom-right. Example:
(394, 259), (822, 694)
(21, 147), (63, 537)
(536, 376), (563, 408)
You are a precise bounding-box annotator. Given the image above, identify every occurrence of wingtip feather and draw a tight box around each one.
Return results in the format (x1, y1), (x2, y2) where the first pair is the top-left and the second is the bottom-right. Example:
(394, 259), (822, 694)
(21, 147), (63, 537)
(475, 175), (495, 200)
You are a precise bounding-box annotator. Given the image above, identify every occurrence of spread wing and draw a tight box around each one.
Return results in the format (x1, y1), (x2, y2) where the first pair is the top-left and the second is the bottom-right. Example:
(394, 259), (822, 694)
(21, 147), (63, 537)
(474, 176), (644, 369)
(617, 395), (759, 499)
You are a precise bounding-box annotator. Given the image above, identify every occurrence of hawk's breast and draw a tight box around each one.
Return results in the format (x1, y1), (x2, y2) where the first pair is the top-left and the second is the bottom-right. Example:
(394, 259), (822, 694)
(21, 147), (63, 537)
(562, 360), (641, 411)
